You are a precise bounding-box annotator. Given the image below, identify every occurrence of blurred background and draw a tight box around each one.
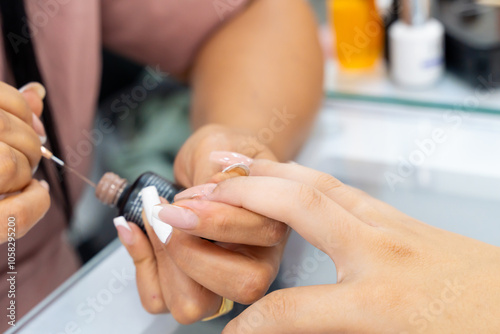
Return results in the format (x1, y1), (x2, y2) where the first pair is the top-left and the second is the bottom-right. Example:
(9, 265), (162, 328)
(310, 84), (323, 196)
(70, 0), (500, 264)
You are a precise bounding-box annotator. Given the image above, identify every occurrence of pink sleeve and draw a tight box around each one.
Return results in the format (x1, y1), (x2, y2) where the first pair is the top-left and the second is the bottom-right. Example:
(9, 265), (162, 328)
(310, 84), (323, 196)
(101, 0), (250, 75)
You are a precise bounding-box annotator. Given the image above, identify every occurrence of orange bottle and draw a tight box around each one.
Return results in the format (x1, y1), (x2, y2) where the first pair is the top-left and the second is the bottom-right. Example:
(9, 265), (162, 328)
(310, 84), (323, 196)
(328, 0), (384, 70)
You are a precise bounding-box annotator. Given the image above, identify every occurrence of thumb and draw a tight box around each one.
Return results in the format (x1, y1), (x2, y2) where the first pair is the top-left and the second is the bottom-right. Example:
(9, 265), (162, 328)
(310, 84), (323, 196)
(222, 285), (366, 334)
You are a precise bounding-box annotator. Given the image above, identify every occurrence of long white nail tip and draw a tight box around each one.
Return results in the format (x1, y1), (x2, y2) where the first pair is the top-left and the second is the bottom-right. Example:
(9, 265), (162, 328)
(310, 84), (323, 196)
(113, 216), (131, 231)
(39, 135), (47, 145)
(152, 217), (172, 244)
(141, 186), (161, 225)
(152, 205), (163, 221)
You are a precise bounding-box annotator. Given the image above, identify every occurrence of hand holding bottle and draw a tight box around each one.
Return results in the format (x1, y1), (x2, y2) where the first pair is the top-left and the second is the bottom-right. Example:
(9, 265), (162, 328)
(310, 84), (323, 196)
(114, 129), (290, 324)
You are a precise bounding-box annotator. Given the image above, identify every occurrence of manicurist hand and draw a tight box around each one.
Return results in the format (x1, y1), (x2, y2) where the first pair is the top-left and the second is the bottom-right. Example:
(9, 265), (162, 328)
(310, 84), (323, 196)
(0, 82), (50, 243)
(115, 130), (290, 324)
(184, 158), (499, 334)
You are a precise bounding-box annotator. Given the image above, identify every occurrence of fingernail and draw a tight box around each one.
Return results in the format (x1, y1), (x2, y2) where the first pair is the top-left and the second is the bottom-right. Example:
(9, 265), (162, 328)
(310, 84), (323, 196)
(209, 151), (253, 168)
(141, 186), (161, 224)
(39, 180), (50, 191)
(114, 216), (131, 231)
(32, 113), (47, 143)
(173, 183), (217, 202)
(19, 82), (46, 99)
(141, 186), (173, 243)
(114, 216), (133, 245)
(151, 216), (173, 244)
(153, 204), (199, 229)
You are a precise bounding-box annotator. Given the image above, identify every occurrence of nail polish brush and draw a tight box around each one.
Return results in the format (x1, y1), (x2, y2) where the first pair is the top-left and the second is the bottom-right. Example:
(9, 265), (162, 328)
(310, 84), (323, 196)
(40, 146), (97, 188)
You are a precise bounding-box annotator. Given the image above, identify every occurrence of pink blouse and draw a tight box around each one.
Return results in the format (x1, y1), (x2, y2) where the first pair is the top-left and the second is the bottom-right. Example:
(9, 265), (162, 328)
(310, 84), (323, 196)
(0, 0), (249, 324)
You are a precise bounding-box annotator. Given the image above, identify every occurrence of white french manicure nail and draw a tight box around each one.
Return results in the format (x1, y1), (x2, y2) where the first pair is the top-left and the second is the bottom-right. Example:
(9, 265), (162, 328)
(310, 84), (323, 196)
(141, 186), (173, 243)
(152, 205), (162, 221)
(113, 216), (131, 231)
(141, 186), (161, 225)
(39, 136), (47, 145)
(152, 217), (173, 244)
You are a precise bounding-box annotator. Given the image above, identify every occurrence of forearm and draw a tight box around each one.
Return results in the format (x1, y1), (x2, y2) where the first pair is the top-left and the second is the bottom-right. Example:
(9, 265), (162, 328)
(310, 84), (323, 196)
(189, 0), (323, 161)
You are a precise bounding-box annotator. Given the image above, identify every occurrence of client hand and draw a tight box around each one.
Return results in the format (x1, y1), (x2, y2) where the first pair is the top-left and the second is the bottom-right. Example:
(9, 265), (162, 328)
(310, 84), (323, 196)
(187, 158), (500, 334)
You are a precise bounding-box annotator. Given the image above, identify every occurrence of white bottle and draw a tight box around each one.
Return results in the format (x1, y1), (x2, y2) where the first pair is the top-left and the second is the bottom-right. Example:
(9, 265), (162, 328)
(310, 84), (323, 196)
(389, 0), (444, 88)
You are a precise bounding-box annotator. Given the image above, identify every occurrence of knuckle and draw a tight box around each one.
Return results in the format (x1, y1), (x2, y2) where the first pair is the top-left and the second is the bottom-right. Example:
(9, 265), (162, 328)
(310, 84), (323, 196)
(141, 296), (167, 315)
(263, 220), (288, 246)
(0, 111), (11, 133)
(170, 298), (206, 325)
(314, 172), (344, 195)
(12, 90), (27, 112)
(12, 210), (29, 239)
(6, 91), (28, 119)
(264, 290), (296, 322)
(0, 143), (18, 182)
(132, 256), (156, 270)
(297, 184), (324, 211)
(237, 263), (274, 304)
(212, 211), (232, 239)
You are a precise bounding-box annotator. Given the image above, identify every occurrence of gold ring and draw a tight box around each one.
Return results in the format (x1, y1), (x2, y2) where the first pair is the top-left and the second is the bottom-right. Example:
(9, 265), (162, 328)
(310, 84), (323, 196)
(202, 297), (234, 321)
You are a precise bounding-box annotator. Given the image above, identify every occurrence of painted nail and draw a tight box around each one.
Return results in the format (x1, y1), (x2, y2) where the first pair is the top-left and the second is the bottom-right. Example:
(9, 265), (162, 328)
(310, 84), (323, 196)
(173, 183), (217, 202)
(19, 82), (46, 99)
(209, 151), (253, 168)
(141, 186), (173, 243)
(32, 113), (47, 143)
(114, 216), (131, 231)
(39, 180), (50, 191)
(151, 216), (173, 244)
(141, 186), (161, 224)
(153, 204), (199, 230)
(114, 216), (133, 245)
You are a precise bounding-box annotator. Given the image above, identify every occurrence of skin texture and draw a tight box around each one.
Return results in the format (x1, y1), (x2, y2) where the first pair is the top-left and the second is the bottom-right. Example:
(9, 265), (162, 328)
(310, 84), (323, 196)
(177, 159), (500, 334)
(118, 0), (324, 324)
(0, 82), (50, 243)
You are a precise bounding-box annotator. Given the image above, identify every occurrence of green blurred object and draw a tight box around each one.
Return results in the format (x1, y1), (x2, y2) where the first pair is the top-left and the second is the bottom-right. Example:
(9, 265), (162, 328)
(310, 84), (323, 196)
(105, 86), (192, 183)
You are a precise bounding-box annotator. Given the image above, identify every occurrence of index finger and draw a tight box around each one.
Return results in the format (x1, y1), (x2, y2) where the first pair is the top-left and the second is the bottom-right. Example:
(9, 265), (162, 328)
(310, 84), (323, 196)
(206, 176), (372, 258)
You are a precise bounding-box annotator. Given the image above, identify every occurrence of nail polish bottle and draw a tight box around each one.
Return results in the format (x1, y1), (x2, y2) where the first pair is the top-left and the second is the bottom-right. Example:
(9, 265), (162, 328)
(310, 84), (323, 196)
(328, 0), (384, 70)
(95, 172), (183, 232)
(388, 0), (444, 87)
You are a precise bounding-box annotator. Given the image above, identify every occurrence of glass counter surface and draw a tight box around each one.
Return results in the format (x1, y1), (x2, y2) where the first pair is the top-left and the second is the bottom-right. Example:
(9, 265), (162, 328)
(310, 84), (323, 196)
(324, 59), (500, 116)
(9, 99), (500, 334)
